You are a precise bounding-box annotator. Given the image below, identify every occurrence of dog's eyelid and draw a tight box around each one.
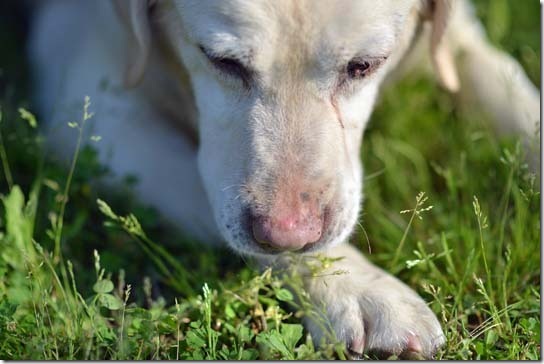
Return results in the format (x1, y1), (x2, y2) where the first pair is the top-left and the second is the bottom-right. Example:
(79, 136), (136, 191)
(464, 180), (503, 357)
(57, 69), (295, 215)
(198, 45), (223, 60)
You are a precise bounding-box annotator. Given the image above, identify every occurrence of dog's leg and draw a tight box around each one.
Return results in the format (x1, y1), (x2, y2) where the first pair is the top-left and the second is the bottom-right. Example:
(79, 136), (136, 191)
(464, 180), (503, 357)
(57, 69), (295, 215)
(264, 243), (445, 359)
(29, 0), (221, 244)
(447, 0), (540, 167)
(389, 0), (539, 169)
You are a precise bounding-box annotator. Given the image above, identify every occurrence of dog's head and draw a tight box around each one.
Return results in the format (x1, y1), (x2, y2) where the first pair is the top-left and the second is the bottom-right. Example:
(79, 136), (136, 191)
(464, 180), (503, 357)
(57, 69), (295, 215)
(114, 0), (456, 257)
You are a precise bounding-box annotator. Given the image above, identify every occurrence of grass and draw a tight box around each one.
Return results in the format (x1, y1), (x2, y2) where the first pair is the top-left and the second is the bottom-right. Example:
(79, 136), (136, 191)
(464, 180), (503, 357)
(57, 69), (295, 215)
(0, 0), (540, 360)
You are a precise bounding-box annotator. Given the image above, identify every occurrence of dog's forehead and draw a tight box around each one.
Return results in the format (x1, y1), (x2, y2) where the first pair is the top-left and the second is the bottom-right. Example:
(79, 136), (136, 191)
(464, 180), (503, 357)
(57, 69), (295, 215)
(173, 0), (418, 60)
(173, 0), (278, 56)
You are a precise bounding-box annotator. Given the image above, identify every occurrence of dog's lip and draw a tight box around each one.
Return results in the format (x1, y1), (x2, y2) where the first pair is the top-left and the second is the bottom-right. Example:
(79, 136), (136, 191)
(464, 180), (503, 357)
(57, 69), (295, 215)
(252, 232), (306, 254)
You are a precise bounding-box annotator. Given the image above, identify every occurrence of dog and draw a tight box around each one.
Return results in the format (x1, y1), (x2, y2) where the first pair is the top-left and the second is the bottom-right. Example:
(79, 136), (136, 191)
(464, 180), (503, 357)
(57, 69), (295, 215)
(28, 0), (539, 358)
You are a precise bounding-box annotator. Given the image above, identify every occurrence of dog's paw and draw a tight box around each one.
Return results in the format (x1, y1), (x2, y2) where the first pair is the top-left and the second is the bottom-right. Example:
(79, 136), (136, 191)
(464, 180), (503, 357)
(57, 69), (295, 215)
(304, 270), (445, 359)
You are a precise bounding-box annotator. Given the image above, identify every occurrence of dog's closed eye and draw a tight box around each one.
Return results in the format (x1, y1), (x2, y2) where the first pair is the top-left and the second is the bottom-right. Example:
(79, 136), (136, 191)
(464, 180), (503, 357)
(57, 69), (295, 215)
(199, 46), (253, 87)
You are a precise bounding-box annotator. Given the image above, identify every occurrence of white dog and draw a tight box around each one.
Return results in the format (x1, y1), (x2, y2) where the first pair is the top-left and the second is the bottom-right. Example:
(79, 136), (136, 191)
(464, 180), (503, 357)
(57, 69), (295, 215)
(28, 0), (539, 358)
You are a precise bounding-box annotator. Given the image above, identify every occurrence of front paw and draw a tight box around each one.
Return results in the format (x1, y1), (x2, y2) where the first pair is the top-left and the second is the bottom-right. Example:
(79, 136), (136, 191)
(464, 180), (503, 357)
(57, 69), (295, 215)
(304, 270), (445, 359)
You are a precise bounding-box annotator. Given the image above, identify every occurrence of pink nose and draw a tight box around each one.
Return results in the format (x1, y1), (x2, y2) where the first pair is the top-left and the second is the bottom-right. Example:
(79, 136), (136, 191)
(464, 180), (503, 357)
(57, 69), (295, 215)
(252, 207), (324, 251)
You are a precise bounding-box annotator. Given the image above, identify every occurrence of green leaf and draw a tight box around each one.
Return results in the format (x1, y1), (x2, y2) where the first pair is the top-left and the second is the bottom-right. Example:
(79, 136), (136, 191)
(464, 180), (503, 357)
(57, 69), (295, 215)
(238, 326), (254, 342)
(485, 329), (498, 346)
(280, 323), (303, 350)
(0, 297), (17, 317)
(186, 330), (206, 348)
(224, 303), (236, 319)
(259, 296), (278, 307)
(18, 108), (37, 128)
(93, 279), (114, 294)
(158, 314), (178, 334)
(190, 351), (204, 360)
(240, 349), (259, 360)
(131, 317), (142, 330)
(96, 324), (116, 341)
(475, 341), (485, 356)
(275, 288), (294, 302)
(190, 320), (202, 329)
(267, 333), (291, 357)
(256, 330), (292, 359)
(2, 186), (37, 268)
(98, 293), (123, 310)
(223, 322), (236, 334)
(126, 307), (152, 319)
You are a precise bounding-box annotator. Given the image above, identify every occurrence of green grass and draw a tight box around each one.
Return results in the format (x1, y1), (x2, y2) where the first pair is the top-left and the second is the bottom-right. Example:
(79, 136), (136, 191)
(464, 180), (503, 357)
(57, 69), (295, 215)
(0, 0), (540, 360)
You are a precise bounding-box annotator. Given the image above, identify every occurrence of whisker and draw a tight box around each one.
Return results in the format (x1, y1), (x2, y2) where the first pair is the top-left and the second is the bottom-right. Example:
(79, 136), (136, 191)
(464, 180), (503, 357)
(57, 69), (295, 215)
(221, 184), (243, 192)
(356, 220), (372, 255)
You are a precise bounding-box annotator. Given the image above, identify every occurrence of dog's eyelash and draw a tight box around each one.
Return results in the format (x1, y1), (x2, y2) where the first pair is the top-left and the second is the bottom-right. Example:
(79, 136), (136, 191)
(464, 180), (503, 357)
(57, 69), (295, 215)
(199, 46), (252, 87)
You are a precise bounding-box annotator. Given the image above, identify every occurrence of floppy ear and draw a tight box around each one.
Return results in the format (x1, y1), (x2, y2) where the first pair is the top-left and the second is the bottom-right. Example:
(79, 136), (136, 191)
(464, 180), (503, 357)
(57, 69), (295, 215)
(113, 0), (156, 87)
(423, 0), (460, 93)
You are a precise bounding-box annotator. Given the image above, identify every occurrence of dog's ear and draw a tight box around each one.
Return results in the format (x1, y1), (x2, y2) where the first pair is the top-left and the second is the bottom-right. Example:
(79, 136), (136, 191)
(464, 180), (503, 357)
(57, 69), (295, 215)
(113, 0), (156, 87)
(422, 0), (460, 93)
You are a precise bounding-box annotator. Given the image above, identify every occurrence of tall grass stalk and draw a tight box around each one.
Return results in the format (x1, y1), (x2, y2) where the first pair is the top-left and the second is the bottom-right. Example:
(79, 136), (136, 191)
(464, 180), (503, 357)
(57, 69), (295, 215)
(392, 191), (433, 268)
(54, 96), (94, 262)
(0, 106), (14, 190)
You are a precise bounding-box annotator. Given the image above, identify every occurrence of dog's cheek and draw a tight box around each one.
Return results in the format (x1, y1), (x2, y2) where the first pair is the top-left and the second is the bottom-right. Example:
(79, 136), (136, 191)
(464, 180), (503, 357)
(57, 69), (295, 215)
(191, 77), (230, 123)
(343, 83), (380, 131)
(196, 124), (251, 236)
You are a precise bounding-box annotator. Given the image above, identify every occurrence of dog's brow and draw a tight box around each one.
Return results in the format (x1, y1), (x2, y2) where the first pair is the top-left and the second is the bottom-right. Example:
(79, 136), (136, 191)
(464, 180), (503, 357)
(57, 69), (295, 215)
(351, 52), (390, 63)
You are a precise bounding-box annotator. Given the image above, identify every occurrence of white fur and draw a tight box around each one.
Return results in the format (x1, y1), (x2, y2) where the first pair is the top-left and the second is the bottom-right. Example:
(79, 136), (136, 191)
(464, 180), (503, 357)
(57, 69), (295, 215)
(28, 0), (539, 357)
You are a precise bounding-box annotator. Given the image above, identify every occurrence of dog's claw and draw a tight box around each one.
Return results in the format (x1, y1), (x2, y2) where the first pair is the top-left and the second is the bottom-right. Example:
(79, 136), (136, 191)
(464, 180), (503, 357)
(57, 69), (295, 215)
(346, 350), (363, 360)
(347, 335), (365, 359)
(352, 335), (366, 353)
(406, 333), (423, 353)
(346, 327), (432, 360)
(302, 244), (445, 360)
(399, 334), (431, 360)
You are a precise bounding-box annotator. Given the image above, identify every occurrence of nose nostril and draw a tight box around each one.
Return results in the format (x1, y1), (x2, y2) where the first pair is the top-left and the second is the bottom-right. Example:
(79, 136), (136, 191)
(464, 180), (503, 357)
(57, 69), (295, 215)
(250, 210), (325, 253)
(300, 192), (311, 202)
